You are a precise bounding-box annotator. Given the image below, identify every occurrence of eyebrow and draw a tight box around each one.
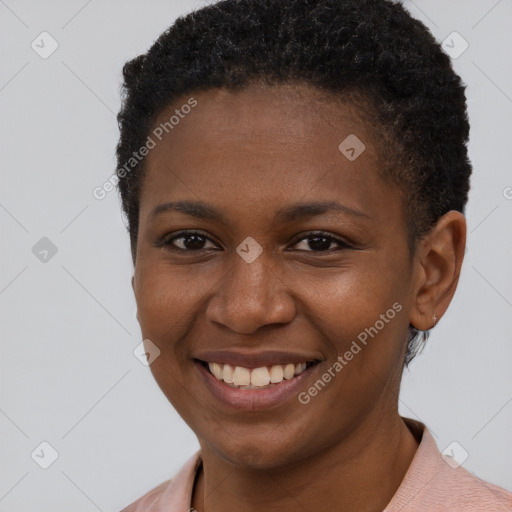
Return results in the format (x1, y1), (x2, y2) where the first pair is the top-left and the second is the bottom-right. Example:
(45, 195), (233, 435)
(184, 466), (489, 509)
(148, 199), (370, 224)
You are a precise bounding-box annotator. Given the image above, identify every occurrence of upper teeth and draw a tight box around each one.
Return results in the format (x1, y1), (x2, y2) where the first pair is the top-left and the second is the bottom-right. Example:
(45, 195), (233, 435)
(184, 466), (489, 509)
(207, 362), (309, 387)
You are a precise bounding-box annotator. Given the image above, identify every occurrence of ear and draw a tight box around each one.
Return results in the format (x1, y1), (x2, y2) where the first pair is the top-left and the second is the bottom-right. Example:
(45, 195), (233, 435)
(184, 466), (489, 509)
(131, 275), (138, 321)
(409, 210), (466, 331)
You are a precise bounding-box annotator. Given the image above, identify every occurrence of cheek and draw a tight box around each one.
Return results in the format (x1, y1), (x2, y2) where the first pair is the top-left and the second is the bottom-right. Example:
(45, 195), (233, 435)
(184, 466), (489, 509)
(296, 259), (404, 336)
(294, 259), (408, 386)
(133, 265), (201, 412)
(297, 272), (408, 431)
(134, 262), (206, 340)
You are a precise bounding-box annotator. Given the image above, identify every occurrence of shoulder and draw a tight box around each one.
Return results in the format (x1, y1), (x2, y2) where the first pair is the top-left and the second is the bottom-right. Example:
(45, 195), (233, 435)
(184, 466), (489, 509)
(119, 450), (202, 512)
(386, 419), (512, 511)
(414, 460), (512, 510)
(120, 479), (172, 512)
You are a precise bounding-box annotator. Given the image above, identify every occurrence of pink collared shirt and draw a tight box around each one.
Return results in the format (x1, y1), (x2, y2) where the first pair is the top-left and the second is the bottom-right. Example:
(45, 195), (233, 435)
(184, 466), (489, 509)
(120, 419), (512, 511)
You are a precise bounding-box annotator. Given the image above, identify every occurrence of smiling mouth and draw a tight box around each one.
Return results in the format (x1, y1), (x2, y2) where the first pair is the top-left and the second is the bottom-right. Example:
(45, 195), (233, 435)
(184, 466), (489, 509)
(197, 360), (319, 390)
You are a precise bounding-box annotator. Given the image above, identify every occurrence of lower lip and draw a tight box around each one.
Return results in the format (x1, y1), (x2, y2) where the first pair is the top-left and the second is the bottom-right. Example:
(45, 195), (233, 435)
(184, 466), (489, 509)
(195, 360), (320, 411)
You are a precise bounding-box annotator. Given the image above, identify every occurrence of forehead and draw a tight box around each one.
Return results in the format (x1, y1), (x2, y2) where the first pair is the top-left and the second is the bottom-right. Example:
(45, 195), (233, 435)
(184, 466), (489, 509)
(139, 84), (397, 225)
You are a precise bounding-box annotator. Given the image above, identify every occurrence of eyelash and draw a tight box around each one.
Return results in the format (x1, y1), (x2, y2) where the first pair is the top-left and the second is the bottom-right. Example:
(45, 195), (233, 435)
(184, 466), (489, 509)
(157, 230), (353, 253)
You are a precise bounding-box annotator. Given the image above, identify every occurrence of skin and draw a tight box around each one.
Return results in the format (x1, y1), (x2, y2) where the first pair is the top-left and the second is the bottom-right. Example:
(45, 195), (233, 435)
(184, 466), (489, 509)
(131, 83), (466, 512)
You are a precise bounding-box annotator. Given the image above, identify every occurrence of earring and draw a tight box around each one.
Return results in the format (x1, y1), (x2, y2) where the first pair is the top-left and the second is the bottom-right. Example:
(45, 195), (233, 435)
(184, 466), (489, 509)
(433, 313), (437, 326)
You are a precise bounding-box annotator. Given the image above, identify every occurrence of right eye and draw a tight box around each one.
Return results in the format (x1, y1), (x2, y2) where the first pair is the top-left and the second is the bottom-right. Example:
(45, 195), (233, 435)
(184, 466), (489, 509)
(160, 230), (220, 251)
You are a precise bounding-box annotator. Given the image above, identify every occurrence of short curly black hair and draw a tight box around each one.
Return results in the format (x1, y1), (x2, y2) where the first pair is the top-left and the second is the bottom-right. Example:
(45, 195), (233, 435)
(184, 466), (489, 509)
(115, 0), (471, 365)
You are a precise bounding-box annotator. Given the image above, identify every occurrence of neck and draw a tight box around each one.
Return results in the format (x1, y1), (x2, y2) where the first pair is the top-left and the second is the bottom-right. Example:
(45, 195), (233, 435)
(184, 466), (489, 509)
(191, 414), (419, 512)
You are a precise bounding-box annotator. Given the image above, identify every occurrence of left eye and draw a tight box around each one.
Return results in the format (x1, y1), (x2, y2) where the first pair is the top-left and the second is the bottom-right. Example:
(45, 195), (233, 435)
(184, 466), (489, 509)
(292, 232), (350, 252)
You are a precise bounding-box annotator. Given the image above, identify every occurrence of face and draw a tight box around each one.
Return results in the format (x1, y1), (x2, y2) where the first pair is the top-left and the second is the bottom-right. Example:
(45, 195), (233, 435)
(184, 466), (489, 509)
(132, 84), (417, 468)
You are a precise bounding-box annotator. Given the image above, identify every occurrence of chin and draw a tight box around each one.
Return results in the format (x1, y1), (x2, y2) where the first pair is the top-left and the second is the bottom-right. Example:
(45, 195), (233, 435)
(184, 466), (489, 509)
(208, 437), (306, 470)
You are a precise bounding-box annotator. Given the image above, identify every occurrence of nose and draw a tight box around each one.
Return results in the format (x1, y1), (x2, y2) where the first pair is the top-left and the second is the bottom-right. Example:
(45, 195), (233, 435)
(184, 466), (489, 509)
(205, 252), (296, 334)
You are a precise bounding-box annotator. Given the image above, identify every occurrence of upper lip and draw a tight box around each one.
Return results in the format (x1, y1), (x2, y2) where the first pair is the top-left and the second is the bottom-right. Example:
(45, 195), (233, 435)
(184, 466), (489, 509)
(194, 349), (323, 369)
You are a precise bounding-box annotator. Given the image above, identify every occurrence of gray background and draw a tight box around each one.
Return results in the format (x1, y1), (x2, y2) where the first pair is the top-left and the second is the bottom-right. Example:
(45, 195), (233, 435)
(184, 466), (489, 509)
(1, 0), (511, 510)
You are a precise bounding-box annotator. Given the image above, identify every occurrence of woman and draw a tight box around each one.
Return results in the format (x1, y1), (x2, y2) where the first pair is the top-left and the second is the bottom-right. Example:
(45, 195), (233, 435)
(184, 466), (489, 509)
(116, 0), (512, 510)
